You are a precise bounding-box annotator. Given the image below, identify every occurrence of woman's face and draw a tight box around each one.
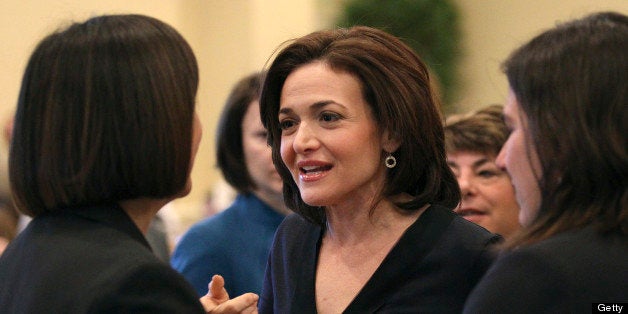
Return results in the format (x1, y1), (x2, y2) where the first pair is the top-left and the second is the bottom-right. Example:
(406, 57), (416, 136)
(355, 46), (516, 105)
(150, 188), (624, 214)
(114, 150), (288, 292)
(448, 151), (520, 237)
(278, 62), (393, 208)
(496, 89), (542, 227)
(242, 100), (284, 201)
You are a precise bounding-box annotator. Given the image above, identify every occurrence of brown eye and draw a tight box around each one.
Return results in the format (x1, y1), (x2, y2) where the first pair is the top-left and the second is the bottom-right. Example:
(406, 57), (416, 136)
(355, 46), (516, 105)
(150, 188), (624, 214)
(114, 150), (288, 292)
(320, 112), (340, 122)
(279, 120), (295, 130)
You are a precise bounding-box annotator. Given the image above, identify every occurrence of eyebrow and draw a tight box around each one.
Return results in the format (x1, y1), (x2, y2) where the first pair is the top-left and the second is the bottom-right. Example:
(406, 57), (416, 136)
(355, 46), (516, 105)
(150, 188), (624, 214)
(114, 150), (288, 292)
(447, 157), (492, 169)
(278, 100), (340, 115)
(472, 158), (492, 168)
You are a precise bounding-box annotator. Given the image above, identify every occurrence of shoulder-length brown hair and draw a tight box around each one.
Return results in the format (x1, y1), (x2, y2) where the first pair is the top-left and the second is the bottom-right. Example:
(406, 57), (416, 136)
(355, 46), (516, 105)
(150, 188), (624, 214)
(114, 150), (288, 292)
(215, 72), (264, 194)
(503, 11), (628, 247)
(10, 14), (199, 216)
(260, 26), (459, 226)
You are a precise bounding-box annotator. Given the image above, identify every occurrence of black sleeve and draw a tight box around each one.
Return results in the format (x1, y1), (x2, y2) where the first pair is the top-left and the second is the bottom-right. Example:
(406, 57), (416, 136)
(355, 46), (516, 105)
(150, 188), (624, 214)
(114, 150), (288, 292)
(258, 253), (274, 314)
(89, 263), (205, 314)
(463, 249), (570, 314)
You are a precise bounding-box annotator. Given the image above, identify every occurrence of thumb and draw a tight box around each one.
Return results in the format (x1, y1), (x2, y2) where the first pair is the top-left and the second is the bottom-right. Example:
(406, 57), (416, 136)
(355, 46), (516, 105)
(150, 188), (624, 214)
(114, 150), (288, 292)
(208, 274), (229, 302)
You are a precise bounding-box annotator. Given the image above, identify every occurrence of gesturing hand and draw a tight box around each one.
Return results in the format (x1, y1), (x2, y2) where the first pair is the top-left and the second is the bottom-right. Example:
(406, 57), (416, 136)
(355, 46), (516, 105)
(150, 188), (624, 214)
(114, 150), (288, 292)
(199, 274), (259, 314)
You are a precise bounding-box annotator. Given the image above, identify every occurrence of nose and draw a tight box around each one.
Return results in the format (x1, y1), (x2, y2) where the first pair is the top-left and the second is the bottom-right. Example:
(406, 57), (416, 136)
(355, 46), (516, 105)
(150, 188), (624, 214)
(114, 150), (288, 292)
(458, 172), (475, 198)
(495, 146), (507, 172)
(292, 122), (319, 154)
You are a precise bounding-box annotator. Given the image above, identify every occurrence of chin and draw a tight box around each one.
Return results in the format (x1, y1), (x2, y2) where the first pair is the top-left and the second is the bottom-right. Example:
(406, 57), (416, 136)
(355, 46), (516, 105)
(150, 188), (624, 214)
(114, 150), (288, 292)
(301, 197), (325, 207)
(519, 211), (535, 227)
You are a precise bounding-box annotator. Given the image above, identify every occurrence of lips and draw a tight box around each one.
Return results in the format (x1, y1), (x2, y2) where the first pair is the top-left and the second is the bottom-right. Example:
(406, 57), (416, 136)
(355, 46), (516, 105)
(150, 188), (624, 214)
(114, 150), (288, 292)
(455, 207), (487, 223)
(297, 160), (332, 182)
(300, 165), (332, 174)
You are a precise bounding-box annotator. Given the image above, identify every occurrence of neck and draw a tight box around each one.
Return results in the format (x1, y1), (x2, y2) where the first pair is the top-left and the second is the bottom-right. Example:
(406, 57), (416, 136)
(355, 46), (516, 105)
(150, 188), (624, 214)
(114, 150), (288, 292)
(119, 198), (171, 234)
(324, 200), (389, 244)
(253, 190), (291, 215)
(324, 194), (426, 245)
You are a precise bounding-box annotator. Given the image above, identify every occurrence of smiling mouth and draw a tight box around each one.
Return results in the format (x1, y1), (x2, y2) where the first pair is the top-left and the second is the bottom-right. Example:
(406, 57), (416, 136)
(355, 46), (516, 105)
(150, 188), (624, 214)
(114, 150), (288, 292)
(455, 209), (487, 222)
(300, 165), (332, 174)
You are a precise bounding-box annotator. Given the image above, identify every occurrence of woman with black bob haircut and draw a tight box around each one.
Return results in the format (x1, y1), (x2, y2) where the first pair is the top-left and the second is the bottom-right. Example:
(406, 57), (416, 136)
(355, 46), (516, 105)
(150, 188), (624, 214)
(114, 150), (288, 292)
(0, 14), (257, 313)
(258, 26), (500, 313)
(464, 12), (627, 312)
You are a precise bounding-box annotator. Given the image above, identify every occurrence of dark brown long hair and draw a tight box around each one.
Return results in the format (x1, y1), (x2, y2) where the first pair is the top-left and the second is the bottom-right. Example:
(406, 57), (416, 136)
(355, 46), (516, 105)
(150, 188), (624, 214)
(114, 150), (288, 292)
(503, 11), (628, 247)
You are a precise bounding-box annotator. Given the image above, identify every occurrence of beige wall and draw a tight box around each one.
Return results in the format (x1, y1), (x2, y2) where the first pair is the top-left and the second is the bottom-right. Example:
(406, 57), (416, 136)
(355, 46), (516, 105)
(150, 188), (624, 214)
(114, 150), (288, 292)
(0, 0), (626, 235)
(0, 0), (323, 233)
(453, 0), (628, 112)
(0, 0), (191, 229)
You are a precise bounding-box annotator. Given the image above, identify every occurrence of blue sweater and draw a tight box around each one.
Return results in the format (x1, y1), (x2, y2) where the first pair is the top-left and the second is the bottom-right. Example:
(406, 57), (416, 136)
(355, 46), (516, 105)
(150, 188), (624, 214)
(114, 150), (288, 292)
(171, 194), (286, 297)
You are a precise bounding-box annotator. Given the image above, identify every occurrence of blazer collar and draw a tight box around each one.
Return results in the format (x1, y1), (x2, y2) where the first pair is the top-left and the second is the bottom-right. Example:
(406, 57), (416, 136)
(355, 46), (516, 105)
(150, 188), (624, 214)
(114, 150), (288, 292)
(65, 203), (152, 250)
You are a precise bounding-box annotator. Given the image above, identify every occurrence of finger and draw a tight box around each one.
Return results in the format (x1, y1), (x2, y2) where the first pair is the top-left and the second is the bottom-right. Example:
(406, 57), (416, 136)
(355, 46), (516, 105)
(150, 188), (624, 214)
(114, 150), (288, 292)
(199, 294), (218, 313)
(211, 293), (259, 313)
(208, 274), (229, 301)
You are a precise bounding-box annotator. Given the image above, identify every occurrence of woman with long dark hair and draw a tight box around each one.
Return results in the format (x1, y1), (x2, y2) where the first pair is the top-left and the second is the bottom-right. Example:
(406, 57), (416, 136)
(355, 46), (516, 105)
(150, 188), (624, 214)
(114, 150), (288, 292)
(465, 12), (628, 313)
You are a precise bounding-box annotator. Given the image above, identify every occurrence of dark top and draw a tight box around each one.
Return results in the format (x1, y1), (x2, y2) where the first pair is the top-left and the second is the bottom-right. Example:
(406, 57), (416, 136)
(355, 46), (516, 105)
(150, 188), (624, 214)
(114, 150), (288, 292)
(0, 204), (204, 314)
(171, 194), (286, 296)
(259, 204), (502, 313)
(464, 226), (628, 314)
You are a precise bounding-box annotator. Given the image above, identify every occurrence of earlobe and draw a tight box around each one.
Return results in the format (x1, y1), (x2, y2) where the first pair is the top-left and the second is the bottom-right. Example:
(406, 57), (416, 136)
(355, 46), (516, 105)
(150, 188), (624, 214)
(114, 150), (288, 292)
(381, 130), (401, 153)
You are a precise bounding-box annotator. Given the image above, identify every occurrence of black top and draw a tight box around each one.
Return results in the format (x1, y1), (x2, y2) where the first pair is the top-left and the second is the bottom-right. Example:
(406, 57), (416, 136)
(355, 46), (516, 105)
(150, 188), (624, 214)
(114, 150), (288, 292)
(0, 204), (204, 313)
(259, 204), (502, 313)
(464, 226), (628, 314)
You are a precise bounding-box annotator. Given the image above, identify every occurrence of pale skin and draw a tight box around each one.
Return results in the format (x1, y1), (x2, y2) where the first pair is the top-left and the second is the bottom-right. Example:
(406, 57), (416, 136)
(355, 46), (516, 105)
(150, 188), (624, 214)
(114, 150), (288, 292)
(0, 237), (8, 255)
(316, 200), (426, 313)
(495, 89), (542, 226)
(279, 62), (426, 313)
(200, 275), (259, 314)
(241, 100), (290, 215)
(120, 112), (259, 313)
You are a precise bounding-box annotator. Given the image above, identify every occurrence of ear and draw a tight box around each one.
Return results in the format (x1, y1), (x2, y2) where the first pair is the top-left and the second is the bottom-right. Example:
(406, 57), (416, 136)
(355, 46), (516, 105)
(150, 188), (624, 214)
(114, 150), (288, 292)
(381, 129), (401, 153)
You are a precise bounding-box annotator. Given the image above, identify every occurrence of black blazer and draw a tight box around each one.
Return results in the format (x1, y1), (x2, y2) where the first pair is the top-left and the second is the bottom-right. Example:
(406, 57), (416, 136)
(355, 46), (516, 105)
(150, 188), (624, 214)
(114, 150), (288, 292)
(0, 204), (204, 313)
(464, 226), (628, 314)
(260, 205), (502, 313)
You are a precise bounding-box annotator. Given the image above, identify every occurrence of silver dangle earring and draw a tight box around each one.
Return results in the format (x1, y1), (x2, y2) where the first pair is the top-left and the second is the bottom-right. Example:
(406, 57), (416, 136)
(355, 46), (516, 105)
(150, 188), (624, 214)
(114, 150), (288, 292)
(385, 153), (397, 169)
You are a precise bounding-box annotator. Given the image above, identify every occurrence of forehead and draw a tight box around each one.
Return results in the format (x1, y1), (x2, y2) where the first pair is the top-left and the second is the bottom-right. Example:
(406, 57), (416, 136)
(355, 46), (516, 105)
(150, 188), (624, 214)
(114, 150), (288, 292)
(504, 88), (522, 123)
(280, 62), (364, 107)
(505, 87), (534, 146)
(243, 100), (260, 120)
(242, 100), (263, 128)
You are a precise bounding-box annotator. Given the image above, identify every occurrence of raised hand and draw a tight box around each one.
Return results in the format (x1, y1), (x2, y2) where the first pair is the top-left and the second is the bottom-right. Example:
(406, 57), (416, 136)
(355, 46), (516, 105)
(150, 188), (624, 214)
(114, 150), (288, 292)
(199, 274), (259, 314)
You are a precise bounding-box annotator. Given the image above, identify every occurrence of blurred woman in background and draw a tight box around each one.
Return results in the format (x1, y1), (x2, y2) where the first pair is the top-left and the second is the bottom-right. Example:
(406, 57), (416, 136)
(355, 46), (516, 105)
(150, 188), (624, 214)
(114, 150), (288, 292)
(445, 105), (520, 238)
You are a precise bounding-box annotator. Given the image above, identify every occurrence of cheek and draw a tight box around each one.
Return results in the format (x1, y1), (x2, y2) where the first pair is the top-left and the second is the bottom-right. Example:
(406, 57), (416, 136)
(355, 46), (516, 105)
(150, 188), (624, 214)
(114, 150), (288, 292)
(252, 142), (275, 170)
(260, 144), (274, 165)
(279, 138), (293, 165)
(243, 139), (259, 158)
(504, 134), (524, 169)
(191, 114), (203, 157)
(491, 180), (517, 204)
